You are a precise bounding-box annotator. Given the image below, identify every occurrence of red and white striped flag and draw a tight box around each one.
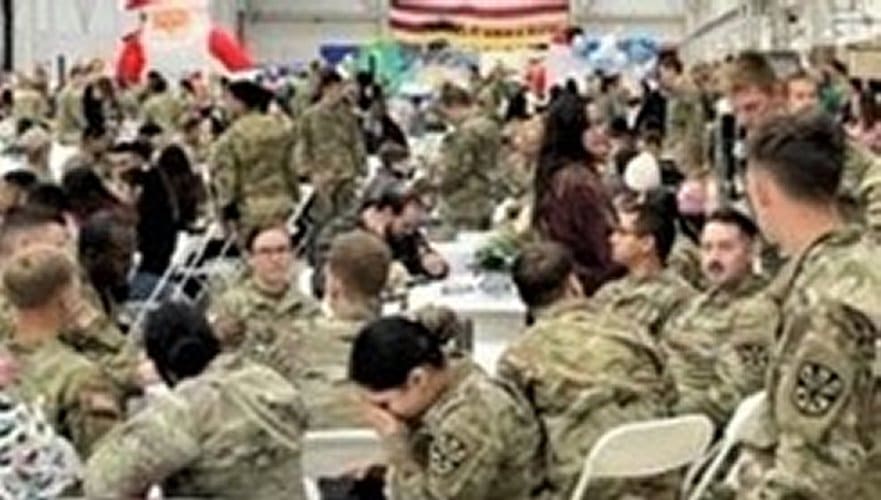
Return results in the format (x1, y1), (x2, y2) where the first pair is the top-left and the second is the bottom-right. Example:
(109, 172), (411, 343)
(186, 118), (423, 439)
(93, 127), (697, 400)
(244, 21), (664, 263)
(390, 0), (570, 50)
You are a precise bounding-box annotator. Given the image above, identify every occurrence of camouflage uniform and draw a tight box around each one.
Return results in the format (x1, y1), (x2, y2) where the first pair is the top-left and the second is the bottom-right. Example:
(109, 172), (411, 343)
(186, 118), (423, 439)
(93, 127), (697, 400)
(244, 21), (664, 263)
(662, 274), (776, 425)
(664, 82), (707, 176)
(296, 302), (379, 429)
(211, 111), (299, 230)
(208, 276), (319, 382)
(296, 99), (367, 226)
(839, 142), (881, 234)
(12, 87), (48, 124)
(590, 269), (696, 337)
(84, 353), (308, 499)
(7, 338), (123, 458)
(498, 298), (674, 498)
(141, 92), (184, 134)
(735, 227), (881, 499)
(437, 112), (505, 231)
(388, 362), (544, 500)
(668, 233), (705, 290)
(55, 84), (85, 145)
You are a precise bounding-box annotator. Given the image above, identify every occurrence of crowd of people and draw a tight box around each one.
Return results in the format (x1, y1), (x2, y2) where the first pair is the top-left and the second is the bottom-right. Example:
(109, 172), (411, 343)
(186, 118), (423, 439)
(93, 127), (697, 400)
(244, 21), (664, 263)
(0, 44), (878, 500)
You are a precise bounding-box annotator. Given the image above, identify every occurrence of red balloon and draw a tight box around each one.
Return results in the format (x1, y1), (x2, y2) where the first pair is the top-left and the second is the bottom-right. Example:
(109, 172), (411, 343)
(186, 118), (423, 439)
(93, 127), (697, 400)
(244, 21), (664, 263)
(208, 28), (254, 71)
(117, 31), (146, 85)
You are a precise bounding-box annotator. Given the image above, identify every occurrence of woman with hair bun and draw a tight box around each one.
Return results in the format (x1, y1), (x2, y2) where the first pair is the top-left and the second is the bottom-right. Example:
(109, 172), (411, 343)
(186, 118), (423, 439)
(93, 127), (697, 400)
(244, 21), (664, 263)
(84, 301), (308, 499)
(349, 316), (544, 500)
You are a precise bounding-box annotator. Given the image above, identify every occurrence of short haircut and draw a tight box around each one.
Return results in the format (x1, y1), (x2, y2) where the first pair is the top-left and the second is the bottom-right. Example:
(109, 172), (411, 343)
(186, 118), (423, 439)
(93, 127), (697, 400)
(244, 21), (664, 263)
(512, 242), (574, 309)
(244, 222), (289, 253)
(349, 316), (445, 391)
(3, 170), (37, 190)
(658, 51), (684, 74)
(439, 83), (472, 108)
(727, 51), (779, 94)
(623, 198), (677, 262)
(0, 206), (65, 257)
(26, 183), (70, 217)
(361, 188), (422, 216)
(82, 123), (107, 142)
(327, 231), (392, 300)
(3, 246), (75, 309)
(145, 301), (219, 387)
(786, 69), (818, 88)
(705, 207), (759, 239)
(747, 110), (844, 203)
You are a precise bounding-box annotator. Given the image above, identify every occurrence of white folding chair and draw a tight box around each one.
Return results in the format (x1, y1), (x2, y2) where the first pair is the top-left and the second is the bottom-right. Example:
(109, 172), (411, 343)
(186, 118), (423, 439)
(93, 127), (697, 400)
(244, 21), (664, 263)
(301, 428), (382, 500)
(569, 414), (715, 500)
(684, 392), (769, 500)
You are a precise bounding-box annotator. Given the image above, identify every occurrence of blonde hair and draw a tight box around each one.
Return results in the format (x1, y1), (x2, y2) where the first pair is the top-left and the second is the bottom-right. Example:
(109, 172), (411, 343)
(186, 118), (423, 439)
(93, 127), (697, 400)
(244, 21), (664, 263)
(3, 246), (75, 309)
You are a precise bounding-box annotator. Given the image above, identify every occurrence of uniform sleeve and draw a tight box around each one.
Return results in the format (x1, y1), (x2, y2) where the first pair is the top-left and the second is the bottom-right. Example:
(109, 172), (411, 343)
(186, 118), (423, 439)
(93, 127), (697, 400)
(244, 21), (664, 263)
(210, 131), (240, 217)
(63, 365), (124, 458)
(855, 150), (881, 235)
(62, 316), (142, 397)
(84, 391), (200, 497)
(752, 328), (865, 499)
(388, 410), (500, 500)
(294, 113), (315, 179)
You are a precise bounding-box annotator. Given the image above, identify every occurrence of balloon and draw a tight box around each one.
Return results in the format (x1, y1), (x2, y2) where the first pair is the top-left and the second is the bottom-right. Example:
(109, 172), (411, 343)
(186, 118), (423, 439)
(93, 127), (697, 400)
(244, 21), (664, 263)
(624, 152), (661, 193)
(208, 27), (254, 72)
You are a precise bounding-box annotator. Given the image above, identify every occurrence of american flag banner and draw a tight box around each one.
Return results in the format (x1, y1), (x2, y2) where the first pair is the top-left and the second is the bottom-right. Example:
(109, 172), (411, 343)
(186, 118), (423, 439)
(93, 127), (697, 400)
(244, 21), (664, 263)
(390, 0), (570, 50)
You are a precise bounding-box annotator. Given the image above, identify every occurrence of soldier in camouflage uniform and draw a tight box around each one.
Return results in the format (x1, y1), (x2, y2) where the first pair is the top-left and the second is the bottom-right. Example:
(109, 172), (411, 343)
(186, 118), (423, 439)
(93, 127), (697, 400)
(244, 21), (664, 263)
(350, 316), (544, 500)
(434, 84), (506, 231)
(498, 242), (673, 498)
(55, 65), (87, 146)
(85, 302), (308, 499)
(3, 247), (123, 458)
(729, 111), (881, 498)
(140, 72), (184, 134)
(662, 209), (776, 425)
(208, 223), (318, 382)
(211, 80), (299, 234)
(659, 52), (708, 176)
(296, 69), (367, 228)
(296, 230), (390, 429)
(592, 199), (695, 337)
(728, 52), (881, 234)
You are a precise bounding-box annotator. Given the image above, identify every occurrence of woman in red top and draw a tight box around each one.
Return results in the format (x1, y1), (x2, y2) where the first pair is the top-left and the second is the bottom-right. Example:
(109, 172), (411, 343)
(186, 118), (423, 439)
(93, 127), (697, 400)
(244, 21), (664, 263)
(532, 92), (623, 295)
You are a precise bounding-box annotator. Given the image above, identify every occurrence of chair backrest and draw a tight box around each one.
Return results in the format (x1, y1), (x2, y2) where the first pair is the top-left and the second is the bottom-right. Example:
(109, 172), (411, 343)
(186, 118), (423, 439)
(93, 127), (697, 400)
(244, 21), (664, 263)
(571, 414), (714, 500)
(301, 429), (382, 479)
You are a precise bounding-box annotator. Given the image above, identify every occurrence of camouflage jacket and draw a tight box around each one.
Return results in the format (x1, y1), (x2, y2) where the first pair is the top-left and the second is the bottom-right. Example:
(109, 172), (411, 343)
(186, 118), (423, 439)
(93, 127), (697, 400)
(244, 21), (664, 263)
(388, 362), (544, 500)
(591, 269), (696, 337)
(84, 353), (308, 499)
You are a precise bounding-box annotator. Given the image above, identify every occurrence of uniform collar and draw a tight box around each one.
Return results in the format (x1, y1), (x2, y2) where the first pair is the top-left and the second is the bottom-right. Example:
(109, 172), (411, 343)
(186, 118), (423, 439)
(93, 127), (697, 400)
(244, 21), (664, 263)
(532, 297), (593, 322)
(244, 277), (311, 312)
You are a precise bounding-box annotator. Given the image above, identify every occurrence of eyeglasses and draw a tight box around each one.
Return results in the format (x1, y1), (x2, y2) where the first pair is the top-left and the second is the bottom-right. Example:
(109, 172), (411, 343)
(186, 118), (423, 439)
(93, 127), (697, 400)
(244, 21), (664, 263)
(252, 245), (291, 257)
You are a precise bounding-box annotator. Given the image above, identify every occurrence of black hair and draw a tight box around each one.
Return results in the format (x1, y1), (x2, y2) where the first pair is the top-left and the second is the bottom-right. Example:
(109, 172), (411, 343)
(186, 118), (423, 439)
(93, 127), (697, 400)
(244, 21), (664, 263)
(349, 316), (446, 391)
(505, 89), (529, 122)
(156, 144), (203, 226)
(2, 170), (37, 190)
(361, 187), (420, 216)
(82, 123), (107, 142)
(658, 51), (684, 74)
(747, 110), (844, 203)
(77, 209), (135, 312)
(705, 207), (759, 239)
(144, 301), (220, 387)
(25, 183), (69, 217)
(138, 122), (164, 138)
(623, 191), (678, 262)
(61, 167), (121, 221)
(512, 241), (575, 310)
(110, 141), (153, 162)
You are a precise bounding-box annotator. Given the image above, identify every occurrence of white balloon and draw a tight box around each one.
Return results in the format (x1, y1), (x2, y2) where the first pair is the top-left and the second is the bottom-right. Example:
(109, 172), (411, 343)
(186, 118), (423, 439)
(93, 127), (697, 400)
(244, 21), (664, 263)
(624, 152), (661, 192)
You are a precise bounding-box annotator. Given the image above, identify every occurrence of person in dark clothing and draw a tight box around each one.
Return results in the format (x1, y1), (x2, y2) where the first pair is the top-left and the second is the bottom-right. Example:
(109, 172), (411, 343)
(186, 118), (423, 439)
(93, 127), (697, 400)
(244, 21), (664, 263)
(533, 92), (623, 295)
(308, 189), (448, 298)
(363, 97), (408, 156)
(635, 80), (667, 137)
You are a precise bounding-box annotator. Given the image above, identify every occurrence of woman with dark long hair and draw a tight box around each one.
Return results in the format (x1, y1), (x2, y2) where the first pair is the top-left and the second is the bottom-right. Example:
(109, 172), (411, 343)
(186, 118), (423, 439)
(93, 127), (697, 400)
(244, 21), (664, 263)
(533, 92), (622, 295)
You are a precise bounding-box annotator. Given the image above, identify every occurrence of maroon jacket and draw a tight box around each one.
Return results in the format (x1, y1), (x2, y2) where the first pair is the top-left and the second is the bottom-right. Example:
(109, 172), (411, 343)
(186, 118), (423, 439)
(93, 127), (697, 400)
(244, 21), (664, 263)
(535, 162), (623, 295)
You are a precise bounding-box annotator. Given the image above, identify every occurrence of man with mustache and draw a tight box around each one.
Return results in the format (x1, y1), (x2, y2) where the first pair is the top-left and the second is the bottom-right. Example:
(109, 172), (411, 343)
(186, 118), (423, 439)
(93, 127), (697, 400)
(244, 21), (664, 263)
(661, 208), (777, 426)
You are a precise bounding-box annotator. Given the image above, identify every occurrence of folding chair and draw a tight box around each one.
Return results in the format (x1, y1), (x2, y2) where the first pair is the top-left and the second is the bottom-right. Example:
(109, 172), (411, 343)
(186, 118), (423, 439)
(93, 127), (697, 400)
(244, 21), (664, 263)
(684, 392), (769, 500)
(301, 429), (382, 500)
(569, 414), (714, 500)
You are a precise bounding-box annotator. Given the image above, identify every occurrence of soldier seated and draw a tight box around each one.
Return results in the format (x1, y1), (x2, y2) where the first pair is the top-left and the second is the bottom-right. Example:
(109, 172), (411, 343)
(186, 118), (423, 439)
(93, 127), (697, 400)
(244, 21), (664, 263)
(592, 194), (695, 337)
(350, 316), (545, 500)
(3, 246), (123, 458)
(499, 241), (674, 499)
(85, 301), (308, 499)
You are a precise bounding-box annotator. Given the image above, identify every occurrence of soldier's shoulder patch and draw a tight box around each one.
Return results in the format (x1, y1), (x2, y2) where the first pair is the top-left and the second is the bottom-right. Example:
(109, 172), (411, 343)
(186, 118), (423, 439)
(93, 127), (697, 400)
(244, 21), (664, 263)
(791, 361), (844, 417)
(429, 431), (471, 476)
